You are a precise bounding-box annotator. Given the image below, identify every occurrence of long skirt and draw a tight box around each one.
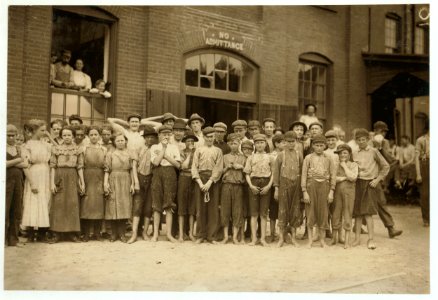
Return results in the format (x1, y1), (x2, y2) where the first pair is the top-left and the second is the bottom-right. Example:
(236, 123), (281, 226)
(50, 167), (81, 232)
(81, 168), (105, 219)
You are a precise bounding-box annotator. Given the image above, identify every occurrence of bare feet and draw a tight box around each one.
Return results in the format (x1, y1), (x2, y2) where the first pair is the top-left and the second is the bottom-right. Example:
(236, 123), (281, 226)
(178, 237), (184, 243)
(239, 239), (245, 245)
(306, 242), (312, 249)
(260, 239), (268, 247)
(352, 238), (360, 247)
(195, 238), (204, 244)
(291, 238), (299, 247)
(213, 238), (227, 245)
(142, 232), (150, 241)
(320, 239), (327, 248)
(189, 234), (196, 242)
(127, 234), (137, 244)
(329, 238), (337, 246)
(277, 239), (284, 248)
(367, 239), (376, 250)
(233, 238), (239, 245)
(151, 235), (158, 242)
(248, 240), (257, 246)
(167, 235), (178, 243)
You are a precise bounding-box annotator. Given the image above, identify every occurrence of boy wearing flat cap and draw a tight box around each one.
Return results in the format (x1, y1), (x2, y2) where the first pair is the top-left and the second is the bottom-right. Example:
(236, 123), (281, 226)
(177, 131), (199, 242)
(150, 125), (181, 243)
(172, 118), (188, 151)
(191, 126), (224, 243)
(248, 120), (261, 140)
(244, 134), (275, 246)
(273, 131), (303, 247)
(289, 120), (308, 160)
(216, 133), (246, 245)
(301, 134), (336, 248)
(213, 122), (231, 155)
(188, 113), (205, 148)
(128, 125), (158, 244)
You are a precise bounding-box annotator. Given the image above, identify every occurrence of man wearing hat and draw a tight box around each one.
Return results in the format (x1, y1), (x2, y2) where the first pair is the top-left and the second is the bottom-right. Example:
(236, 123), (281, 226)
(188, 113), (205, 148)
(107, 113), (144, 154)
(232, 120), (249, 154)
(161, 112), (176, 127)
(172, 118), (188, 151)
(248, 120), (261, 140)
(191, 126), (224, 243)
(369, 122), (403, 238)
(6, 124), (27, 246)
(177, 130), (199, 242)
(262, 117), (276, 153)
(213, 122), (231, 155)
(303, 121), (324, 157)
(289, 121), (307, 159)
(150, 125), (181, 243)
(324, 129), (339, 161)
(128, 125), (158, 244)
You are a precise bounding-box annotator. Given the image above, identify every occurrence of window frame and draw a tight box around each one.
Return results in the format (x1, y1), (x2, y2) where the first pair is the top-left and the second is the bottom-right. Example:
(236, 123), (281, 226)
(183, 49), (259, 104)
(48, 7), (118, 124)
(384, 13), (402, 54)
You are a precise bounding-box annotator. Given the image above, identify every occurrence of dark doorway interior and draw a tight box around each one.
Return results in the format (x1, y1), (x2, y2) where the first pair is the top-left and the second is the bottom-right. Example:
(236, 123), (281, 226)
(186, 96), (255, 129)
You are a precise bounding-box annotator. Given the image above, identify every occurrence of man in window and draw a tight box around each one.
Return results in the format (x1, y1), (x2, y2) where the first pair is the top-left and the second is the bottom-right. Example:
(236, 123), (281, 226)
(51, 49), (75, 89)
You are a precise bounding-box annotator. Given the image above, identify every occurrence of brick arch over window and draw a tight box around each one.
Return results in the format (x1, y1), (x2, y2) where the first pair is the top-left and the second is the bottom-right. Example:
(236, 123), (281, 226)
(298, 52), (332, 123)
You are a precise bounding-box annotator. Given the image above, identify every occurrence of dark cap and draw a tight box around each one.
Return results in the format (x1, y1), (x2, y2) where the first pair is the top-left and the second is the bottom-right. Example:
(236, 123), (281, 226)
(182, 131), (199, 142)
(354, 128), (369, 139)
(248, 120), (261, 128)
(162, 112), (176, 124)
(241, 140), (254, 150)
(232, 120), (248, 129)
(173, 118), (187, 130)
(253, 134), (267, 142)
(324, 130), (338, 139)
(142, 125), (157, 137)
(309, 122), (323, 130)
(188, 113), (205, 126)
(127, 113), (142, 122)
(312, 134), (327, 144)
(289, 121), (307, 132)
(283, 131), (298, 141)
(272, 134), (284, 145)
(158, 125), (173, 134)
(262, 118), (276, 125)
(334, 143), (352, 154)
(213, 122), (227, 132)
(227, 133), (240, 142)
(202, 126), (215, 136)
(373, 121), (389, 131)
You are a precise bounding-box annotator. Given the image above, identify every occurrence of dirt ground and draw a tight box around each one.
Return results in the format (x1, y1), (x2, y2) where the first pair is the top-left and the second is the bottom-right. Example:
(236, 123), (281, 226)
(3, 204), (430, 293)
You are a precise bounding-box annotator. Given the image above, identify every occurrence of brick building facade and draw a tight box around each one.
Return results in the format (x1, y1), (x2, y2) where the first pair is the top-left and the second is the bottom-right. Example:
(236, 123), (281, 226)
(7, 5), (429, 141)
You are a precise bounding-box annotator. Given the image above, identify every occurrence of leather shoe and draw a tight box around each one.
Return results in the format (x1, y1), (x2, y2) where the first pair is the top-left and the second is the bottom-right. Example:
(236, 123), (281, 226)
(388, 227), (403, 238)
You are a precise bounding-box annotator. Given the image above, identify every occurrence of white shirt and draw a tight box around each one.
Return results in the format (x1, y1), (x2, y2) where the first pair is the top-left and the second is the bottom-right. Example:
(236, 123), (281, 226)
(72, 70), (92, 90)
(299, 115), (320, 130)
(150, 143), (181, 167)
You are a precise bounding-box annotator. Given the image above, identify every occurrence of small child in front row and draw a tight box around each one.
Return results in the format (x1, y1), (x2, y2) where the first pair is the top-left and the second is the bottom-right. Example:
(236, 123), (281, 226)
(301, 134), (336, 248)
(352, 129), (389, 250)
(104, 133), (138, 242)
(273, 131), (303, 247)
(244, 134), (275, 246)
(241, 140), (255, 240)
(177, 131), (198, 242)
(217, 133), (246, 244)
(331, 144), (358, 248)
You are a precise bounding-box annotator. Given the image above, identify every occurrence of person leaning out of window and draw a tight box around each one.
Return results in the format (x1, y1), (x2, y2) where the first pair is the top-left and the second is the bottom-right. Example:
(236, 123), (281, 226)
(89, 79), (111, 98)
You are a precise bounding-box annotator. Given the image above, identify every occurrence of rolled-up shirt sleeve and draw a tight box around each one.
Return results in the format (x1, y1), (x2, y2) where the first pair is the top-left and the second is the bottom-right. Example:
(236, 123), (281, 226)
(210, 149), (223, 183)
(191, 149), (200, 180)
(375, 149), (390, 181)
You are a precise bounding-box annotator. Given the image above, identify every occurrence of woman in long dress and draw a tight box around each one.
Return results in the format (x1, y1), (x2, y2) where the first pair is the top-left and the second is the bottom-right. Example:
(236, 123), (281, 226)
(21, 119), (52, 242)
(49, 126), (85, 243)
(81, 126), (107, 241)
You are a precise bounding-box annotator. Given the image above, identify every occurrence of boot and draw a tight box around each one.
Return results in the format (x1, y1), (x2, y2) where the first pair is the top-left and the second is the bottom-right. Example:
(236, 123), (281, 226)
(388, 226), (402, 238)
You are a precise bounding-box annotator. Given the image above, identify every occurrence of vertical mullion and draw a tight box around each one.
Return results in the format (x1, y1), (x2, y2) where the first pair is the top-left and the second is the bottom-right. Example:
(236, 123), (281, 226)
(91, 97), (94, 125)
(63, 93), (67, 122)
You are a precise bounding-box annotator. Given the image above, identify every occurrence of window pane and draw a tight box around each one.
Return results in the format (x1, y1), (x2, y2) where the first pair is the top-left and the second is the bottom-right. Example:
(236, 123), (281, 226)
(215, 71), (227, 90)
(51, 93), (64, 115)
(241, 62), (254, 93)
(311, 66), (318, 82)
(304, 82), (311, 98)
(299, 81), (305, 98)
(200, 54), (214, 76)
(303, 64), (311, 81)
(185, 56), (199, 87)
(200, 76), (213, 89)
(229, 57), (242, 92)
(317, 85), (325, 101)
(215, 54), (228, 71)
(79, 96), (92, 118)
(66, 94), (79, 116)
(318, 67), (326, 84)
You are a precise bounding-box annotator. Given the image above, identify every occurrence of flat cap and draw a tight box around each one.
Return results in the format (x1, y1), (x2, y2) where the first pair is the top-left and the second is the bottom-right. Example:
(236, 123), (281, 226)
(283, 131), (298, 141)
(158, 125), (173, 133)
(142, 125), (157, 137)
(7, 124), (18, 134)
(289, 121), (307, 132)
(309, 122), (323, 130)
(373, 121), (389, 131)
(248, 120), (261, 128)
(227, 133), (240, 141)
(188, 113), (205, 125)
(232, 120), (248, 128)
(127, 113), (142, 122)
(312, 134), (327, 144)
(241, 140), (254, 150)
(162, 112), (176, 124)
(272, 134), (284, 145)
(173, 118), (187, 130)
(182, 130), (199, 142)
(202, 126), (215, 135)
(324, 130), (338, 139)
(253, 134), (267, 142)
(263, 118), (276, 125)
(334, 143), (353, 154)
(354, 128), (369, 139)
(213, 122), (227, 131)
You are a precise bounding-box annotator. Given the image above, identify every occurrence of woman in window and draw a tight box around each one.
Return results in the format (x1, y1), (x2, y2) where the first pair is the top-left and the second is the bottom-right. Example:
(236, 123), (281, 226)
(72, 59), (92, 92)
(299, 104), (320, 130)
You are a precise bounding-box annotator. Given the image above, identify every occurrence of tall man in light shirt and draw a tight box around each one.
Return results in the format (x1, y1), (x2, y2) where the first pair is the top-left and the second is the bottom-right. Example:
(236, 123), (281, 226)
(188, 113), (205, 148)
(107, 113), (145, 155)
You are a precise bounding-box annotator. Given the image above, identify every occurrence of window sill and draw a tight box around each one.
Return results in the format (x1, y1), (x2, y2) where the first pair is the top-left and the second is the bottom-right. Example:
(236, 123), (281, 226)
(50, 87), (111, 99)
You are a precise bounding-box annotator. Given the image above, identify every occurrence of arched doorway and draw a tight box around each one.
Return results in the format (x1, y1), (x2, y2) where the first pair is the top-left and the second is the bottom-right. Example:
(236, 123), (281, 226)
(183, 49), (259, 128)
